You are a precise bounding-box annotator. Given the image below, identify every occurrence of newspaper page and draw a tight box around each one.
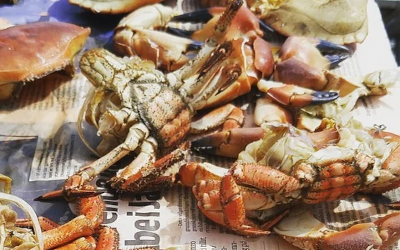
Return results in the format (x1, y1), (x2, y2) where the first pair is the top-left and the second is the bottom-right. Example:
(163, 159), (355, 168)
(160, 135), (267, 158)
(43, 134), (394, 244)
(0, 0), (399, 249)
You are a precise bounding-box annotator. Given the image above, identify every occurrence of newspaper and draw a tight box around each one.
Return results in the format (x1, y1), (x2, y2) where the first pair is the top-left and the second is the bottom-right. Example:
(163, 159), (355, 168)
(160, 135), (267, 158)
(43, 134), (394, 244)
(0, 0), (399, 249)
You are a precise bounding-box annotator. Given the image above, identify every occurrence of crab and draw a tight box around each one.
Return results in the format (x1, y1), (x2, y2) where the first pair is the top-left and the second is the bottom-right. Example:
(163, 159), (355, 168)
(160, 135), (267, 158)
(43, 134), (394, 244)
(113, 2), (353, 72)
(68, 0), (368, 44)
(201, 0), (369, 45)
(191, 68), (400, 158)
(2, 173), (117, 249)
(34, 0), (263, 197)
(112, 2), (355, 122)
(1, 174), (118, 250)
(31, 186), (119, 250)
(175, 120), (400, 249)
(0, 22), (90, 101)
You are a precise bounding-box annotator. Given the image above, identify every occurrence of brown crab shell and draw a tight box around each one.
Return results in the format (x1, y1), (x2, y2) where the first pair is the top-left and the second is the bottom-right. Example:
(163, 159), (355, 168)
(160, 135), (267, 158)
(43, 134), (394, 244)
(0, 22), (90, 100)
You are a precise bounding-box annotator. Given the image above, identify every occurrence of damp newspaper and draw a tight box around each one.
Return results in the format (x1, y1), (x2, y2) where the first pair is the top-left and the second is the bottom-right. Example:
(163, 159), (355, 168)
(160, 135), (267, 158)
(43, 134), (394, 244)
(0, 0), (399, 249)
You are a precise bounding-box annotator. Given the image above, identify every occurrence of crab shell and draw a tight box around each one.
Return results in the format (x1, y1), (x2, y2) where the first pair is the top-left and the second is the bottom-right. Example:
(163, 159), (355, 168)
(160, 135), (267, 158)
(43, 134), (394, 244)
(68, 0), (164, 14)
(0, 22), (90, 101)
(258, 0), (369, 45)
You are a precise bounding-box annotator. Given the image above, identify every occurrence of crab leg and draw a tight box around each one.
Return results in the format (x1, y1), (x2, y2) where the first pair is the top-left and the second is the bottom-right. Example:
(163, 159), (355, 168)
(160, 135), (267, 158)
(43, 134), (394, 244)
(108, 140), (188, 193)
(16, 209), (119, 250)
(274, 208), (400, 250)
(42, 186), (105, 250)
(178, 162), (300, 235)
(52, 237), (97, 250)
(191, 124), (339, 158)
(257, 79), (339, 107)
(191, 127), (266, 158)
(167, 5), (283, 43)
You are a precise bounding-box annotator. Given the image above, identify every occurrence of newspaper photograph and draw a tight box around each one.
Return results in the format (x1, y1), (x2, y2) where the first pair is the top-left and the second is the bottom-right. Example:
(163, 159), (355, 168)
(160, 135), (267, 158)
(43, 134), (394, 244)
(0, 0), (400, 249)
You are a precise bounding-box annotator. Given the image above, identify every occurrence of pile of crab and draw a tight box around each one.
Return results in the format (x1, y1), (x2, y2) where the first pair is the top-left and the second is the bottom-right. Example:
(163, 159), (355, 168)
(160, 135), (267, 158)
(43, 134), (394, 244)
(2, 0), (400, 249)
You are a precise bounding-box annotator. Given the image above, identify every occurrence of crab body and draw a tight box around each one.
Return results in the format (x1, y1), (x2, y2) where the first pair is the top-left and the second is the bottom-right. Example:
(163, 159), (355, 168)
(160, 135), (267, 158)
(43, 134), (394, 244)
(0, 22), (90, 101)
(179, 121), (400, 249)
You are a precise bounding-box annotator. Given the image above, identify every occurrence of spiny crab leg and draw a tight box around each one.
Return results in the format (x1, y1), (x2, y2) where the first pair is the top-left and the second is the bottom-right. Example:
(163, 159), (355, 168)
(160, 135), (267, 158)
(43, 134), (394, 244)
(39, 185), (115, 250)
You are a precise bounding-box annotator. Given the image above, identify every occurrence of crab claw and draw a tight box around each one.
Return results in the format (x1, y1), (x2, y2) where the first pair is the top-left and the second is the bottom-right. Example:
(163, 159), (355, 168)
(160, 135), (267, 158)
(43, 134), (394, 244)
(274, 36), (352, 91)
(191, 127), (265, 158)
(257, 79), (339, 107)
(169, 7), (285, 43)
(35, 185), (105, 202)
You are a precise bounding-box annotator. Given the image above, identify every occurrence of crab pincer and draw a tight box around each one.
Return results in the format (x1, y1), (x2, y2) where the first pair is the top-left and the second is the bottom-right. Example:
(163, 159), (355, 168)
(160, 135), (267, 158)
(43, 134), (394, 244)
(167, 5), (285, 44)
(274, 36), (353, 91)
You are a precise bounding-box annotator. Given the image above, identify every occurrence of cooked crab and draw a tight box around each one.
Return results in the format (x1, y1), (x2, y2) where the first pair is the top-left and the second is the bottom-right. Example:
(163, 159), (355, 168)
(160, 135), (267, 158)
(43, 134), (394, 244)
(191, 68), (399, 158)
(0, 22), (90, 101)
(201, 0), (369, 44)
(113, 3), (353, 72)
(68, 0), (163, 14)
(36, 0), (267, 198)
(177, 120), (400, 249)
(13, 184), (119, 250)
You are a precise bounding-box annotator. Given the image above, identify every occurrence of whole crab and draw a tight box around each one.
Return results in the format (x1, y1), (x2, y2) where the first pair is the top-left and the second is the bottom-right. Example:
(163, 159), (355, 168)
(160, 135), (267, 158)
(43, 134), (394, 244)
(0, 22), (90, 101)
(42, 0), (280, 196)
(176, 120), (400, 249)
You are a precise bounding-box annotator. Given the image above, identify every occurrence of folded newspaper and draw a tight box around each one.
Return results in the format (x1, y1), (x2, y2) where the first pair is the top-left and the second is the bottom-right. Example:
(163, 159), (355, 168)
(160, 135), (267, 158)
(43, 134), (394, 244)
(0, 0), (399, 249)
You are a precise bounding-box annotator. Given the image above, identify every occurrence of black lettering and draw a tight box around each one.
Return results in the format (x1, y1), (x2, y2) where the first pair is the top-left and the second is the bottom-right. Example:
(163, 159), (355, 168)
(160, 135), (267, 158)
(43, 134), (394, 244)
(125, 231), (160, 245)
(103, 211), (118, 224)
(129, 201), (160, 209)
(135, 212), (160, 217)
(135, 220), (160, 231)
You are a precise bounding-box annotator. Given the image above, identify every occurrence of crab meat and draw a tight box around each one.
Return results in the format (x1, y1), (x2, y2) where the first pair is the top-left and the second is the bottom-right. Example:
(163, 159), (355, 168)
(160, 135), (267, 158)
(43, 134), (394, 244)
(0, 22), (90, 101)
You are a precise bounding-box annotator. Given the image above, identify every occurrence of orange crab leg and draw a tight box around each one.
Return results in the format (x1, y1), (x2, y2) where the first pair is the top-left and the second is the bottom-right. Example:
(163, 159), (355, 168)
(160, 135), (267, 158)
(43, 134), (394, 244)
(193, 178), (278, 211)
(43, 187), (104, 250)
(196, 173), (271, 236)
(94, 226), (120, 250)
(257, 80), (339, 108)
(16, 217), (60, 231)
(191, 125), (339, 158)
(54, 237), (97, 250)
(191, 127), (265, 158)
(190, 103), (244, 134)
